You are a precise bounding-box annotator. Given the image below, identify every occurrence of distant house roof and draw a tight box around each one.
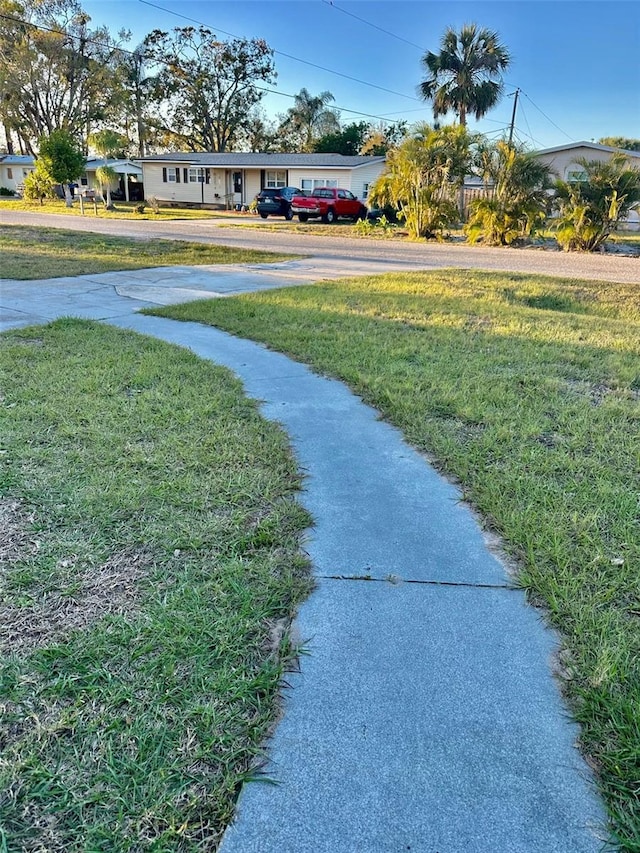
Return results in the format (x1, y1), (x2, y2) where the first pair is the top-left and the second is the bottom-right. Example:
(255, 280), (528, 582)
(85, 157), (143, 175)
(138, 152), (385, 169)
(0, 154), (35, 165)
(535, 141), (640, 160)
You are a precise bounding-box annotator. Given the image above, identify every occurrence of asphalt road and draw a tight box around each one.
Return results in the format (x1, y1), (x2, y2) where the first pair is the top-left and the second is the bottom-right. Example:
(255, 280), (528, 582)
(1, 208), (639, 284)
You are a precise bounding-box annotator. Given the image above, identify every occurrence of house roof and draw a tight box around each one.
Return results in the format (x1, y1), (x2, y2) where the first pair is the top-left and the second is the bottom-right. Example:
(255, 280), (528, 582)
(535, 141), (640, 159)
(85, 158), (143, 175)
(0, 154), (35, 165)
(137, 152), (385, 169)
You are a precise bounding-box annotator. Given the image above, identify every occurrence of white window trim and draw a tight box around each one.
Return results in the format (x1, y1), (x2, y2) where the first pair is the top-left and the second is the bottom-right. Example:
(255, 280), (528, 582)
(167, 167), (177, 183)
(189, 167), (205, 183)
(266, 170), (286, 188)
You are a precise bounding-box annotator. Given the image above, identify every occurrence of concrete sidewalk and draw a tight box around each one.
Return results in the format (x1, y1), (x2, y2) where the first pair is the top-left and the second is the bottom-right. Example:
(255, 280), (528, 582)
(113, 314), (606, 853)
(1, 267), (608, 851)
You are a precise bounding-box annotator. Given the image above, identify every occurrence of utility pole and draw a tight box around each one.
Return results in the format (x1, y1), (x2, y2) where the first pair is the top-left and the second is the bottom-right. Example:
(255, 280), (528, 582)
(508, 88), (520, 146)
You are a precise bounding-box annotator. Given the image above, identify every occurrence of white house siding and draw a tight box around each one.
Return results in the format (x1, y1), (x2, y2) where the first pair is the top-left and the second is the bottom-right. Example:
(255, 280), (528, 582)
(288, 168), (353, 193)
(141, 157), (387, 207)
(0, 163), (35, 193)
(535, 145), (640, 231)
(350, 160), (387, 201)
(143, 163), (220, 205)
(245, 170), (262, 203)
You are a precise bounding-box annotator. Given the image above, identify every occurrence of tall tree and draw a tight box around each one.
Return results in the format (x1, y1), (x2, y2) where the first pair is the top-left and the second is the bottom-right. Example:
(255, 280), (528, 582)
(598, 137), (640, 153)
(88, 128), (126, 209)
(238, 108), (278, 152)
(0, 0), (123, 152)
(279, 88), (340, 152)
(143, 26), (275, 152)
(112, 45), (155, 158)
(360, 121), (408, 155)
(419, 24), (511, 127)
(313, 122), (369, 156)
(37, 128), (85, 206)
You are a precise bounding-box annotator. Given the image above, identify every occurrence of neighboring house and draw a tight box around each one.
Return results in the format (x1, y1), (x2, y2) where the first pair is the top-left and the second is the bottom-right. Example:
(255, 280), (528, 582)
(0, 154), (35, 194)
(534, 141), (640, 181)
(83, 158), (144, 202)
(138, 153), (386, 208)
(534, 141), (640, 230)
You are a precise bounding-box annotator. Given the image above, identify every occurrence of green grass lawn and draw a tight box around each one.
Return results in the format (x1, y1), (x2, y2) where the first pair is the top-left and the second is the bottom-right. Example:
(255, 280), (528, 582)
(0, 198), (236, 220)
(149, 269), (640, 850)
(0, 224), (300, 280)
(0, 320), (312, 850)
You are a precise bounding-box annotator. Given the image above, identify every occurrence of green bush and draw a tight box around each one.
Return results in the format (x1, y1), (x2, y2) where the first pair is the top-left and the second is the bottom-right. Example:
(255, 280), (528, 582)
(554, 154), (640, 251)
(134, 202), (147, 214)
(466, 141), (552, 246)
(0, 186), (15, 196)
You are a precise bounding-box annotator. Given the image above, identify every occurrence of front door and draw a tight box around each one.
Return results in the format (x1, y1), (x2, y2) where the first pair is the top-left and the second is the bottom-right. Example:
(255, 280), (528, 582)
(226, 170), (243, 207)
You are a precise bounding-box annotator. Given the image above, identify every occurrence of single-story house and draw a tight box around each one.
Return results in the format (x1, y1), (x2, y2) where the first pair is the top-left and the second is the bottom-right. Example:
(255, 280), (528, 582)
(138, 152), (386, 208)
(534, 141), (640, 181)
(82, 158), (144, 201)
(0, 154), (35, 193)
(534, 141), (640, 230)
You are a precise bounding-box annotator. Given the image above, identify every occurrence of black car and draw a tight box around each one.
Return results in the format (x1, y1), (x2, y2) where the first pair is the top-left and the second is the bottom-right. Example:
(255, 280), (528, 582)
(256, 187), (302, 220)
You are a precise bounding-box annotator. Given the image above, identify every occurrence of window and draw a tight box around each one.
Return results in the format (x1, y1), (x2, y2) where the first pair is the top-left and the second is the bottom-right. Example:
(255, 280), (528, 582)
(266, 170), (286, 188)
(7, 167), (12, 179)
(362, 182), (370, 199)
(567, 169), (587, 182)
(301, 179), (313, 191)
(167, 167), (177, 182)
(326, 179), (338, 188)
(189, 167), (205, 183)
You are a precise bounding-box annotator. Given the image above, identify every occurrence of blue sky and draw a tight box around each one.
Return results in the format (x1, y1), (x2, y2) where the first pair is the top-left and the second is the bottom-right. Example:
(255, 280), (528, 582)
(83, 0), (640, 150)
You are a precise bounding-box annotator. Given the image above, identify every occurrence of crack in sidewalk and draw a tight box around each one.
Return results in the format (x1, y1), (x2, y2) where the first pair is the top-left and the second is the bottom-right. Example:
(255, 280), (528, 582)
(318, 573), (514, 590)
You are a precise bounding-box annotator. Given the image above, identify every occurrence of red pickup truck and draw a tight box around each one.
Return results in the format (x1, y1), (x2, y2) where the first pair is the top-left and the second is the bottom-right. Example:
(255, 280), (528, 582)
(290, 187), (367, 223)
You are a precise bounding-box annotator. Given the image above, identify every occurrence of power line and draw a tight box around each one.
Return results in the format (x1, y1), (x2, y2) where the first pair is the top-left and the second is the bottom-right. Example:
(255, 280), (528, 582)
(520, 91), (574, 142)
(517, 100), (545, 149)
(139, 0), (421, 103)
(320, 0), (426, 51)
(0, 9), (404, 126)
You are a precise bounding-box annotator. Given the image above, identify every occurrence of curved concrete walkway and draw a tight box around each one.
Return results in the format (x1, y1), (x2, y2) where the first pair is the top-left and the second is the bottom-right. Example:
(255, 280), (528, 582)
(0, 267), (608, 850)
(115, 313), (605, 853)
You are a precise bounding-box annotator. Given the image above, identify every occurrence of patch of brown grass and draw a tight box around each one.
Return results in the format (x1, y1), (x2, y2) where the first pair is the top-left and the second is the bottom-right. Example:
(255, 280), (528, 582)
(0, 502), (151, 653)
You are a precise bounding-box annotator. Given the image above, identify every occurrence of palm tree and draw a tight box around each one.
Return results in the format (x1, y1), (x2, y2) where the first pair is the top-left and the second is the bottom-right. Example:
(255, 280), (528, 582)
(280, 88), (340, 152)
(369, 123), (474, 239)
(95, 164), (118, 210)
(419, 24), (511, 127)
(554, 154), (640, 251)
(88, 129), (126, 209)
(466, 140), (553, 245)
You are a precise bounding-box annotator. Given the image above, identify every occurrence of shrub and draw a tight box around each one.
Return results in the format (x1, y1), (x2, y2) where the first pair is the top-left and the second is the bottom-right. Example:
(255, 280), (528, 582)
(466, 141), (552, 246)
(369, 123), (473, 239)
(22, 168), (56, 205)
(146, 196), (160, 214)
(134, 202), (147, 214)
(553, 155), (640, 251)
(0, 186), (15, 196)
